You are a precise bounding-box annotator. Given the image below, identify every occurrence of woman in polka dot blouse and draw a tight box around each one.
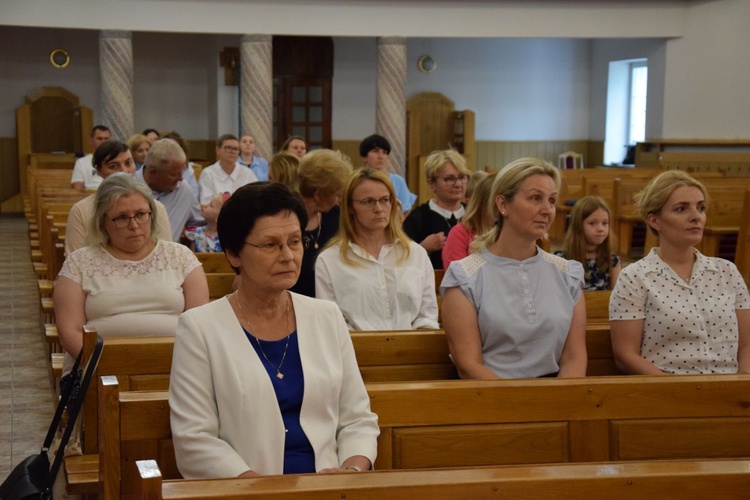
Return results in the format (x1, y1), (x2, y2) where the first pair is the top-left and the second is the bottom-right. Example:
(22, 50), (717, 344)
(441, 158), (588, 379)
(609, 170), (750, 375)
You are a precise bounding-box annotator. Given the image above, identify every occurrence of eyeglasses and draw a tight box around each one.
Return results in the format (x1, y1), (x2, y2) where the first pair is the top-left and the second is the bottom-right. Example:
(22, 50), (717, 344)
(110, 211), (152, 228)
(436, 175), (468, 186)
(354, 196), (393, 210)
(222, 146), (240, 153)
(245, 237), (307, 256)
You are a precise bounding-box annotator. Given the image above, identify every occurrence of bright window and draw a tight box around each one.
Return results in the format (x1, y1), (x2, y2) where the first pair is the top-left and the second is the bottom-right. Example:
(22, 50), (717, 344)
(628, 61), (648, 144)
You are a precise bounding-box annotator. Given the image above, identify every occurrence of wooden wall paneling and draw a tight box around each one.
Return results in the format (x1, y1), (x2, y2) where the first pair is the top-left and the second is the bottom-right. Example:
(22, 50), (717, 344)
(331, 140), (362, 168)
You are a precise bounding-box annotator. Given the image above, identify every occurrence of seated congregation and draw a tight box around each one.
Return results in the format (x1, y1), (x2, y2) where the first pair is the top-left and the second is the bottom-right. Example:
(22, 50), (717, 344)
(34, 135), (750, 495)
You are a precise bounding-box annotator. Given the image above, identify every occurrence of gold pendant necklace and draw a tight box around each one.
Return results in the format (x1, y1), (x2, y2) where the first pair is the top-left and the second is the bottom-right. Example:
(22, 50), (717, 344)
(235, 292), (292, 380)
(308, 212), (322, 250)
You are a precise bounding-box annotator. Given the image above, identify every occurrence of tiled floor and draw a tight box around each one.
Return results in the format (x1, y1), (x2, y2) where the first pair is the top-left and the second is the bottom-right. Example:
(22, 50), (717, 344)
(0, 215), (56, 480)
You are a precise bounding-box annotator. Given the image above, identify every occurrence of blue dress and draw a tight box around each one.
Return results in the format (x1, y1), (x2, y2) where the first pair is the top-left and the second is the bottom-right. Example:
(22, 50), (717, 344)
(245, 330), (316, 474)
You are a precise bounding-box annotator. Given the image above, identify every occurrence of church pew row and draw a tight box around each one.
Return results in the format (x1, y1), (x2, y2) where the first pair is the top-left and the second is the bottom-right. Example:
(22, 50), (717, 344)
(66, 318), (617, 495)
(134, 458), (750, 500)
(97, 374), (750, 499)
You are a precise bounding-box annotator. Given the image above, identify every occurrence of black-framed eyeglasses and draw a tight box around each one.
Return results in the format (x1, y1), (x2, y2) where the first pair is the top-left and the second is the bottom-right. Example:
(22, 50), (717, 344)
(245, 237), (307, 256)
(436, 175), (468, 186)
(110, 211), (152, 229)
(222, 146), (240, 153)
(354, 196), (393, 210)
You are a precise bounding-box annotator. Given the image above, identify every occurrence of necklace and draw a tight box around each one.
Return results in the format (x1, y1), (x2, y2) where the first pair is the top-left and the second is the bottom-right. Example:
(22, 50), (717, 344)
(307, 212), (323, 250)
(235, 291), (292, 380)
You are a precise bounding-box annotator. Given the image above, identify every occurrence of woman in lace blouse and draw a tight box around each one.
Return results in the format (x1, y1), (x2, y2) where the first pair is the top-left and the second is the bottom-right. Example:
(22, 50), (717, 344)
(54, 173), (209, 375)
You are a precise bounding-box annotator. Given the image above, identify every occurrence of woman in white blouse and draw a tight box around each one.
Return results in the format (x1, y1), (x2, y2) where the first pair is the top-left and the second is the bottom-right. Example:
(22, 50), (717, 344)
(315, 168), (439, 331)
(609, 170), (750, 374)
(54, 173), (209, 376)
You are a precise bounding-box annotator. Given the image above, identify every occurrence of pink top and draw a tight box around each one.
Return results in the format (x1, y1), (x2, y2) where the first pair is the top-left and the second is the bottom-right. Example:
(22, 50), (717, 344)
(442, 222), (476, 269)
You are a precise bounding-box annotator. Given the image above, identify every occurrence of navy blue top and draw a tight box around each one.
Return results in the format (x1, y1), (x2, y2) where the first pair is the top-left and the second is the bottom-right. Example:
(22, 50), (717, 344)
(244, 329), (316, 474)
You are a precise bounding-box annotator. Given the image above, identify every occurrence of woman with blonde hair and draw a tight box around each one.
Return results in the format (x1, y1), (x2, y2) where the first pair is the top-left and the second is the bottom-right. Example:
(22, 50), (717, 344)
(316, 168), (438, 330)
(290, 149), (353, 297)
(442, 172), (496, 269)
(403, 149), (471, 269)
(441, 157), (587, 379)
(269, 151), (300, 191)
(127, 133), (151, 171)
(610, 170), (749, 374)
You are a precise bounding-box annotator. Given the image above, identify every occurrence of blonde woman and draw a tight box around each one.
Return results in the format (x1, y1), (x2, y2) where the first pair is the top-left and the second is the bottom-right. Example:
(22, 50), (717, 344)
(610, 170), (750, 375)
(403, 149), (471, 269)
(268, 151), (300, 191)
(315, 168), (438, 331)
(441, 158), (587, 379)
(290, 149), (353, 297)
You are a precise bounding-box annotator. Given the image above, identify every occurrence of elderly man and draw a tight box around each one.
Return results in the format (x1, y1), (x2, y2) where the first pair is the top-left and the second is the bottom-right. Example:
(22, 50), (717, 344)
(71, 125), (111, 190)
(198, 134), (258, 204)
(138, 139), (203, 242)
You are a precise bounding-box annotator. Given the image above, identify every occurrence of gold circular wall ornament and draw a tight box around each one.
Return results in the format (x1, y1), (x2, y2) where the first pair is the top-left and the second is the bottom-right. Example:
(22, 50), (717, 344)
(417, 54), (436, 73)
(50, 49), (70, 69)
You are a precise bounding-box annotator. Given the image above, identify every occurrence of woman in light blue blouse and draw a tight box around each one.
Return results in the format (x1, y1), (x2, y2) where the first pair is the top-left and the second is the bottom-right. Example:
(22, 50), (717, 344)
(441, 158), (587, 379)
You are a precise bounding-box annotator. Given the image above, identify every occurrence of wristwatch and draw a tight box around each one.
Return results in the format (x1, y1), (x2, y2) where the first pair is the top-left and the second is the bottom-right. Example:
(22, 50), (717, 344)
(345, 465), (362, 472)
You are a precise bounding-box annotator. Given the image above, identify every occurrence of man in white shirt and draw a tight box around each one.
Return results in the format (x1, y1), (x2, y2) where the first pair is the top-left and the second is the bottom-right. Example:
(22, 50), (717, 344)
(71, 125), (111, 190)
(198, 134), (258, 204)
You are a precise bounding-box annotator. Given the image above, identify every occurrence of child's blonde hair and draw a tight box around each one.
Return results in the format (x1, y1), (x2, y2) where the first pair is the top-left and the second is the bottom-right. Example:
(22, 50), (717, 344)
(562, 195), (614, 281)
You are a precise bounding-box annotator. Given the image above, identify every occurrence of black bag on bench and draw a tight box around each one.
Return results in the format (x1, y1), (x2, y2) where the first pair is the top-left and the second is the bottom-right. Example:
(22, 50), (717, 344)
(0, 335), (103, 500)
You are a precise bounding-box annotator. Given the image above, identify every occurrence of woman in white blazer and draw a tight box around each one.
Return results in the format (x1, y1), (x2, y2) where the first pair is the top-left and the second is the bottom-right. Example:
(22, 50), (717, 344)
(169, 182), (379, 479)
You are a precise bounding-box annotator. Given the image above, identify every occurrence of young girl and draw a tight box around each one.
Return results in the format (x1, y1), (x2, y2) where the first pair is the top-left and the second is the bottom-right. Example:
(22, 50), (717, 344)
(556, 195), (621, 291)
(185, 192), (227, 252)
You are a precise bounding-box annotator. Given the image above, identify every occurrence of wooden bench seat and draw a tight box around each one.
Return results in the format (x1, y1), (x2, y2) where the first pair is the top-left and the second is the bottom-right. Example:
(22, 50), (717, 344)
(135, 458), (750, 500)
(98, 374), (750, 499)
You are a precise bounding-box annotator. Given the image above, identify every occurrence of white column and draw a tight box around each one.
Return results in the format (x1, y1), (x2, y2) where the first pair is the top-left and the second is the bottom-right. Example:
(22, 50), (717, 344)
(240, 34), (273, 159)
(99, 30), (134, 141)
(376, 36), (407, 176)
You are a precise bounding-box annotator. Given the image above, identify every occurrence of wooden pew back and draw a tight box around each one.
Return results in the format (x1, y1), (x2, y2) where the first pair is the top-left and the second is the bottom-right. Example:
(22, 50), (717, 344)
(194, 252), (233, 273)
(101, 375), (750, 499)
(369, 376), (750, 469)
(136, 458), (750, 500)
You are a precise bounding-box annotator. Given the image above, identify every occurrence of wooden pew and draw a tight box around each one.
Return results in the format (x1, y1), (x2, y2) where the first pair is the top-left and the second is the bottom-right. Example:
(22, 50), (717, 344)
(195, 252), (233, 273)
(352, 330), (453, 382)
(369, 375), (750, 469)
(135, 458), (750, 500)
(99, 374), (750, 499)
(698, 177), (750, 258)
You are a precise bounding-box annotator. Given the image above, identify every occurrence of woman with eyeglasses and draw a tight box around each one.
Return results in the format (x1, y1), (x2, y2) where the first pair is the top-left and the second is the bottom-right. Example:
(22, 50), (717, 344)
(65, 140), (173, 255)
(315, 168), (439, 330)
(169, 182), (378, 478)
(403, 149), (472, 269)
(54, 173), (209, 379)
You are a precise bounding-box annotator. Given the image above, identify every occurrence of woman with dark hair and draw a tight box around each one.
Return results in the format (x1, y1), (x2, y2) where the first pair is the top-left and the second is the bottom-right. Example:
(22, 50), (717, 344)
(64, 140), (172, 254)
(169, 182), (378, 479)
(280, 135), (307, 159)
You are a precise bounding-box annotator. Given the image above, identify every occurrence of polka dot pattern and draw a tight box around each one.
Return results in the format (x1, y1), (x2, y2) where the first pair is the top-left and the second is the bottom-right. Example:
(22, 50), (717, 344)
(609, 248), (750, 374)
